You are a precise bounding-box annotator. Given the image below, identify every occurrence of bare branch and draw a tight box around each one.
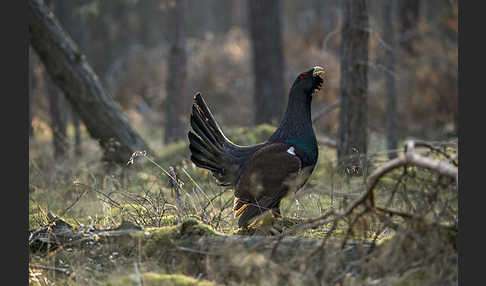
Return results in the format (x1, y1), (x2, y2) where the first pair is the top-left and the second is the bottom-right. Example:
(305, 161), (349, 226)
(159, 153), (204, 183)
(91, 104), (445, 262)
(287, 140), (457, 254)
(169, 166), (183, 224)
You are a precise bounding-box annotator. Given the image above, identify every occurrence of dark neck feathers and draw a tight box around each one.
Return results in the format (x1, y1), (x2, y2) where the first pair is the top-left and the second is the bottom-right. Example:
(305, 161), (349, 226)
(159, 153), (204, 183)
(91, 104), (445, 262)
(269, 86), (318, 167)
(270, 87), (314, 141)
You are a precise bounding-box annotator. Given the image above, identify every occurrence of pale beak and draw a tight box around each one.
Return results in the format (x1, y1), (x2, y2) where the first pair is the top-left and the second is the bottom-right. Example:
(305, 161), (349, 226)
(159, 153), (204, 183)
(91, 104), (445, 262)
(312, 66), (325, 79)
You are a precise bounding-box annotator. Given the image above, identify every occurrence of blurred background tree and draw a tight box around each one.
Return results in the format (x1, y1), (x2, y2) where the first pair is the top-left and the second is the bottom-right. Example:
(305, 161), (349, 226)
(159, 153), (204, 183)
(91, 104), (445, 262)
(248, 0), (286, 125)
(383, 0), (398, 159)
(337, 0), (369, 174)
(164, 0), (188, 143)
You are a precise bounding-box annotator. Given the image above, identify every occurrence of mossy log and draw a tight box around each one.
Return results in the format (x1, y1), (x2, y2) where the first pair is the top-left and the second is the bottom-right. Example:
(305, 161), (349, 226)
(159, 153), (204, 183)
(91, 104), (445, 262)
(29, 218), (363, 263)
(29, 218), (456, 285)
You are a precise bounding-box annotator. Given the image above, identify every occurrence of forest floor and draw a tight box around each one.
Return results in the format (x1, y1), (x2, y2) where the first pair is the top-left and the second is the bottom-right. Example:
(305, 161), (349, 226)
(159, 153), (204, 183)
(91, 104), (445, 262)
(28, 124), (458, 285)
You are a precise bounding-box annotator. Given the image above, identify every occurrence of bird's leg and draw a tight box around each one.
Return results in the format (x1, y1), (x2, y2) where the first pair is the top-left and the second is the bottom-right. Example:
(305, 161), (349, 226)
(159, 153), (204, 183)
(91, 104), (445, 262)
(269, 201), (284, 235)
(271, 201), (282, 218)
(233, 197), (248, 218)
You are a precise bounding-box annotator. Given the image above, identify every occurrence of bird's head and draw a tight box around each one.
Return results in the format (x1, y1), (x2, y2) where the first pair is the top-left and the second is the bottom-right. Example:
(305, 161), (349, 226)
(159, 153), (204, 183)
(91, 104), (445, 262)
(291, 66), (325, 96)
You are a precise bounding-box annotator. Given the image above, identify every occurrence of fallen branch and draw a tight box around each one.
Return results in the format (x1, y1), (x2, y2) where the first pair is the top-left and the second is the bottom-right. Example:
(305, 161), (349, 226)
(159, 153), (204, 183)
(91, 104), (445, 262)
(286, 140), (458, 256)
(29, 218), (360, 264)
(30, 264), (71, 275)
(169, 166), (183, 224)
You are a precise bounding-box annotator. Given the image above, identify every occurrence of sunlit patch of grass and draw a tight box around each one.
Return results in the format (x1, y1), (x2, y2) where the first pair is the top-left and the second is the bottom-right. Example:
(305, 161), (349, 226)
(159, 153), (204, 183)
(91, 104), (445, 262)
(103, 272), (220, 286)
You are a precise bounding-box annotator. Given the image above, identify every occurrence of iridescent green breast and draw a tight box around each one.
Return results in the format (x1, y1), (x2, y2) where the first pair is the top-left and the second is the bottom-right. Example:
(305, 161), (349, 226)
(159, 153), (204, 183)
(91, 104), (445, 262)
(285, 135), (318, 167)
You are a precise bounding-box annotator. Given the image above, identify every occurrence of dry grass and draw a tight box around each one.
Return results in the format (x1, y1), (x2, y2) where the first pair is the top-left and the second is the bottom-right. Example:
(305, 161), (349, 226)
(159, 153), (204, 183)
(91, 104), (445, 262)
(29, 121), (457, 285)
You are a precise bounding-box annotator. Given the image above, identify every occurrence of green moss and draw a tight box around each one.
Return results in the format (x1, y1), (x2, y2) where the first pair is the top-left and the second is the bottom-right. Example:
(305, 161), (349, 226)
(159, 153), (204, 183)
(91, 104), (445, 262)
(29, 214), (42, 229)
(29, 202), (48, 229)
(140, 218), (219, 256)
(134, 219), (220, 276)
(156, 140), (190, 166)
(225, 124), (276, 145)
(391, 268), (427, 286)
(441, 228), (458, 251)
(103, 272), (219, 286)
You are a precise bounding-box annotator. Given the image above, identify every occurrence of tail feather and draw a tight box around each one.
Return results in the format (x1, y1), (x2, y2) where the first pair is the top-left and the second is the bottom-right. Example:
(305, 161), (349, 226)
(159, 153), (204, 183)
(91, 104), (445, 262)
(193, 93), (226, 143)
(189, 143), (223, 170)
(188, 132), (221, 162)
(190, 154), (223, 173)
(188, 92), (234, 184)
(190, 107), (222, 150)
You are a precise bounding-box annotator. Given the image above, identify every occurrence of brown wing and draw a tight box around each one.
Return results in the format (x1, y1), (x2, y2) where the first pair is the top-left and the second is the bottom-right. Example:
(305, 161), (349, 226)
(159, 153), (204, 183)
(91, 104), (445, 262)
(234, 143), (302, 227)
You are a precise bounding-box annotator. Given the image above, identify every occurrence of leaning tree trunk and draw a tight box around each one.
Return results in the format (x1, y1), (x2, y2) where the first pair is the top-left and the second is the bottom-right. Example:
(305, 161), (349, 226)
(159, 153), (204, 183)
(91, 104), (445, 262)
(383, 0), (398, 159)
(164, 0), (188, 144)
(28, 0), (151, 164)
(337, 0), (369, 174)
(248, 0), (286, 126)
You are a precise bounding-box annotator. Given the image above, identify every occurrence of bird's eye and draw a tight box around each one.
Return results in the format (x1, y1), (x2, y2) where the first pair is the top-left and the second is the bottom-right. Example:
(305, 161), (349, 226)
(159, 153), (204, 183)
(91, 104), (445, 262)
(299, 72), (309, 80)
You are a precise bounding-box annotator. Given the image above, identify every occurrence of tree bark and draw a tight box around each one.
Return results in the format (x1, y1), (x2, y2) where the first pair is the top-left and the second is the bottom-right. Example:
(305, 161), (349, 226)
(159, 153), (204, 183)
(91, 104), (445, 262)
(164, 0), (188, 144)
(398, 0), (420, 56)
(53, 0), (83, 157)
(383, 0), (398, 159)
(43, 1), (71, 161)
(337, 0), (369, 174)
(139, 0), (165, 48)
(47, 78), (69, 159)
(248, 0), (286, 126)
(28, 0), (151, 164)
(71, 109), (82, 157)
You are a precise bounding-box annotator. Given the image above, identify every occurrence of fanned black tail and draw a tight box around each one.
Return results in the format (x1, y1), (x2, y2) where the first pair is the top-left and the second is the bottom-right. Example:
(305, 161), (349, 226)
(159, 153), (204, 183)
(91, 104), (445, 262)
(188, 92), (232, 185)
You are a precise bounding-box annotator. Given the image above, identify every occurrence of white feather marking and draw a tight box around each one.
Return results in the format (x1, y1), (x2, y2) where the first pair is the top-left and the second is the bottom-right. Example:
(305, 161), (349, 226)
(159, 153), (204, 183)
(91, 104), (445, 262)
(287, 146), (296, 156)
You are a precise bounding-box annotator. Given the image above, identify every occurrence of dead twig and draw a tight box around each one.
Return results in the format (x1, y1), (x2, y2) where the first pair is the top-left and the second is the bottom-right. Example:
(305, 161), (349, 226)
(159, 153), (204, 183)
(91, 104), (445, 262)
(292, 140), (457, 258)
(169, 166), (183, 224)
(30, 264), (71, 275)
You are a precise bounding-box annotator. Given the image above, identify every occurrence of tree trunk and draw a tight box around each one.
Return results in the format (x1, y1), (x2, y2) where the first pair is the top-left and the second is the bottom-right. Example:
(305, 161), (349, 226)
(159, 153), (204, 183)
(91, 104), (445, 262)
(164, 0), (188, 144)
(28, 0), (151, 164)
(337, 0), (369, 174)
(45, 0), (70, 160)
(47, 78), (69, 160)
(383, 0), (398, 159)
(72, 109), (82, 157)
(53, 0), (84, 157)
(139, 0), (165, 49)
(398, 0), (420, 56)
(248, 0), (286, 126)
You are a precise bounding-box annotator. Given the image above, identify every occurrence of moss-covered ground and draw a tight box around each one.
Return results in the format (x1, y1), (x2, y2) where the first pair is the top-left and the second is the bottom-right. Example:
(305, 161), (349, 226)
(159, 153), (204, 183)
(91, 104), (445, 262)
(29, 124), (458, 285)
